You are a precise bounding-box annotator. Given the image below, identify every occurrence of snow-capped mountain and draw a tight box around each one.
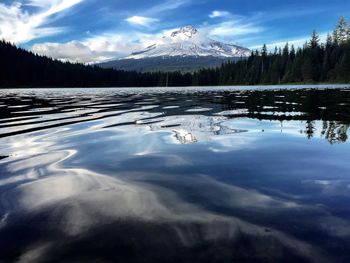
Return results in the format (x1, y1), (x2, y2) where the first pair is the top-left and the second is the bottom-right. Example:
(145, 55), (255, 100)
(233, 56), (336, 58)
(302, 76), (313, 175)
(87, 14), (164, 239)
(99, 26), (251, 72)
(125, 25), (251, 59)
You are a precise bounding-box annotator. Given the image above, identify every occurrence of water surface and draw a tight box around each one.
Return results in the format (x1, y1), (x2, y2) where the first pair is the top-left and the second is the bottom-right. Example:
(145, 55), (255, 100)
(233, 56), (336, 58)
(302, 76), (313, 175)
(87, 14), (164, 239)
(0, 85), (350, 262)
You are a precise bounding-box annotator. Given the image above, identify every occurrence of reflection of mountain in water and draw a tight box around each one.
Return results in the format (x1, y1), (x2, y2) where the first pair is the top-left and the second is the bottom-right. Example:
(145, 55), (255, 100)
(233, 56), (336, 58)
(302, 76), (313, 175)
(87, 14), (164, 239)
(150, 115), (248, 144)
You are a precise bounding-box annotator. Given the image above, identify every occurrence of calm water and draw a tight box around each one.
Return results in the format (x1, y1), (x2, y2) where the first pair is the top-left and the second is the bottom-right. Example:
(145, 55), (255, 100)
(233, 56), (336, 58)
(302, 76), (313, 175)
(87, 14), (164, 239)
(0, 85), (350, 263)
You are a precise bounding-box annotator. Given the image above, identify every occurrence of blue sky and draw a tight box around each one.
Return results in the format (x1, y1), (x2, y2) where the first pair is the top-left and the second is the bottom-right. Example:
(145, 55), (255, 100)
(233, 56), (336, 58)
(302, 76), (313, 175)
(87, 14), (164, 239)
(0, 0), (349, 63)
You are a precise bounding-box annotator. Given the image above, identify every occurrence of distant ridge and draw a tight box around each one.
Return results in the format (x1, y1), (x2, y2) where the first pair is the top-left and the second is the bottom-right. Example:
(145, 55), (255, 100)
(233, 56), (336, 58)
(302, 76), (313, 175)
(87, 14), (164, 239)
(98, 56), (243, 73)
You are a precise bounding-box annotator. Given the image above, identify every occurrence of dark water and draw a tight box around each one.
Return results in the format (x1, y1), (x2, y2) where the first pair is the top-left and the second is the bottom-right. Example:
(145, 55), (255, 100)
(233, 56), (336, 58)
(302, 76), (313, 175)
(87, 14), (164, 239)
(0, 86), (350, 263)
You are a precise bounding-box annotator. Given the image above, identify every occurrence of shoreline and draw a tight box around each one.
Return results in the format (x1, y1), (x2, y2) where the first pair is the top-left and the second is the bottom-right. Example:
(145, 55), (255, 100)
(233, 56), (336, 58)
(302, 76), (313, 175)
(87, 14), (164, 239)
(1, 83), (350, 90)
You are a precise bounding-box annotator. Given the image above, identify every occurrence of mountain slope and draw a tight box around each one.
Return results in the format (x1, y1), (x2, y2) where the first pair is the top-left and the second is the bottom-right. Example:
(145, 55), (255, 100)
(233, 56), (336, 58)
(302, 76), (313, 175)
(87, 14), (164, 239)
(99, 56), (243, 73)
(99, 26), (250, 72)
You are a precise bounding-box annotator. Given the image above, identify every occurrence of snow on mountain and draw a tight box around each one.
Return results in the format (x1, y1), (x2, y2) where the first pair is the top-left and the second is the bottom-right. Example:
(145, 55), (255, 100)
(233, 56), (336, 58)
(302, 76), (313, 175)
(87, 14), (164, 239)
(124, 25), (251, 60)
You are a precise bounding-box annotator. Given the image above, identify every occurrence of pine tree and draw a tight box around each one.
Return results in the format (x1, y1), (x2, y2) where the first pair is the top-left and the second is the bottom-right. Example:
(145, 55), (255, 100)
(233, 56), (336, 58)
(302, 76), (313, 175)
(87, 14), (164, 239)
(283, 43), (289, 56)
(261, 44), (268, 57)
(309, 30), (320, 48)
(290, 45), (296, 61)
(323, 34), (334, 79)
(326, 34), (333, 48)
(261, 44), (268, 74)
(335, 16), (348, 44)
(333, 29), (339, 46)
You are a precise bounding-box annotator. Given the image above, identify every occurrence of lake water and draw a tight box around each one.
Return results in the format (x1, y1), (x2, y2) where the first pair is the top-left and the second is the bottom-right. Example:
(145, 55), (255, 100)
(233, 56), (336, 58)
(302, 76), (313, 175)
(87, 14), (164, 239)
(0, 85), (350, 262)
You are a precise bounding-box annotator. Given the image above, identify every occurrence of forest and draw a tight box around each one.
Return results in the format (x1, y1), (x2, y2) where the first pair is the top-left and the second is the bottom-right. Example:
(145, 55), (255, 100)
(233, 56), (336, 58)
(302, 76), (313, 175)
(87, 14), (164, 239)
(1, 17), (349, 87)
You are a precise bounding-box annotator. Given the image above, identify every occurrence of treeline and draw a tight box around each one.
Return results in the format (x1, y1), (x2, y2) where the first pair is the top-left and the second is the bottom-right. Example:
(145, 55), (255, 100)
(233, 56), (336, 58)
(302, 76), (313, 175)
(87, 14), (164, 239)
(0, 41), (192, 87)
(194, 16), (350, 85)
(1, 16), (350, 87)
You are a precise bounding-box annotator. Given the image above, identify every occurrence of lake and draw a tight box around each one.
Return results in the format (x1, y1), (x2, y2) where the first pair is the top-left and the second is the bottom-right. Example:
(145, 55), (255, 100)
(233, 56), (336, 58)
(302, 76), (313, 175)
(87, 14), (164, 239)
(0, 85), (350, 263)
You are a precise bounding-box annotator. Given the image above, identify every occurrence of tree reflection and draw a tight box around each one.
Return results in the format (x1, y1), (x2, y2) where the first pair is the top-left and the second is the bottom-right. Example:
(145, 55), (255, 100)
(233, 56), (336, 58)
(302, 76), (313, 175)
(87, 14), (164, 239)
(299, 121), (349, 143)
(305, 121), (316, 139)
(216, 89), (350, 144)
(321, 121), (349, 144)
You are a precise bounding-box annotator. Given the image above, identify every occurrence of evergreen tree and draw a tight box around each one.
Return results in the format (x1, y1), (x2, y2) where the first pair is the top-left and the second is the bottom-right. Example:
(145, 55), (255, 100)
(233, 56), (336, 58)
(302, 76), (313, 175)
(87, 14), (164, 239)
(309, 30), (320, 48)
(326, 34), (333, 48)
(261, 44), (268, 57)
(261, 44), (268, 75)
(290, 45), (296, 61)
(335, 16), (348, 43)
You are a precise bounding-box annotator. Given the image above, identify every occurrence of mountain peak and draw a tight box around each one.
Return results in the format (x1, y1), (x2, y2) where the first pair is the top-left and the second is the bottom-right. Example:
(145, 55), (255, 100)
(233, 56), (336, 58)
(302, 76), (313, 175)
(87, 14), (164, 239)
(170, 25), (198, 39)
(125, 26), (251, 60)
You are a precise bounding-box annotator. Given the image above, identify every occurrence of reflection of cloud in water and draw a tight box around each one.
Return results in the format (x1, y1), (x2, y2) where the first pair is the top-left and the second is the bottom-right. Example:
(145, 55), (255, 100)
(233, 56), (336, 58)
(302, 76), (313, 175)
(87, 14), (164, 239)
(302, 180), (350, 196)
(9, 175), (326, 262)
(0, 144), (327, 262)
(318, 216), (350, 238)
(194, 175), (299, 209)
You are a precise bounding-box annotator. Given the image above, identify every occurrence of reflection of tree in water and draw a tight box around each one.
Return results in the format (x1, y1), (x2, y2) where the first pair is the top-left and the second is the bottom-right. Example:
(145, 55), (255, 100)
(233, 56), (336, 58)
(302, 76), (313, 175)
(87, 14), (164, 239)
(300, 121), (349, 143)
(216, 89), (350, 144)
(305, 121), (316, 139)
(321, 121), (349, 144)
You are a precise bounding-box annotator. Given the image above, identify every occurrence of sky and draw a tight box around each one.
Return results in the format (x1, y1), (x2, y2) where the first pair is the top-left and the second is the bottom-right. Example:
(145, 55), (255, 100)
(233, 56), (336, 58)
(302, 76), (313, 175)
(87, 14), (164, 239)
(0, 0), (349, 63)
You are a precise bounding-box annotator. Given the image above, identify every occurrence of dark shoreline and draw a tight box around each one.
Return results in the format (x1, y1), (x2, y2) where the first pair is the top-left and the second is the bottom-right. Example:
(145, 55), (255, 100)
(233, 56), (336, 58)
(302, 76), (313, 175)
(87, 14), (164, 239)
(1, 83), (349, 89)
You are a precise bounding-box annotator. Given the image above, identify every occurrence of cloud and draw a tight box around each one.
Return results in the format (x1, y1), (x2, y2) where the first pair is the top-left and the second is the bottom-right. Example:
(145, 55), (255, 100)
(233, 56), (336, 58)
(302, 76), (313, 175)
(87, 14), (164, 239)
(206, 19), (264, 40)
(0, 0), (83, 44)
(147, 0), (191, 15)
(209, 10), (230, 18)
(124, 0), (191, 28)
(32, 41), (110, 64)
(125, 16), (158, 27)
(32, 39), (133, 64)
(31, 31), (163, 63)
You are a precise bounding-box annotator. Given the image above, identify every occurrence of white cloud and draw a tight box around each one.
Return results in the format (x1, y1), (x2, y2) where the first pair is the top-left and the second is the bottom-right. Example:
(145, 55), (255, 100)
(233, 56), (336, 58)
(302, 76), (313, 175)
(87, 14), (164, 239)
(123, 0), (191, 29)
(31, 31), (165, 64)
(0, 0), (83, 44)
(209, 10), (230, 18)
(125, 16), (158, 27)
(207, 20), (264, 40)
(32, 41), (110, 64)
(147, 0), (191, 15)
